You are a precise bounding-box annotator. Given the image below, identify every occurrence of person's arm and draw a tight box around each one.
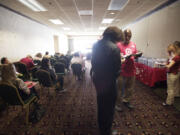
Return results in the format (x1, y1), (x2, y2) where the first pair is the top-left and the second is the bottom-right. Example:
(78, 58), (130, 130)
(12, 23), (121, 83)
(16, 78), (30, 95)
(112, 47), (121, 77)
(166, 60), (175, 69)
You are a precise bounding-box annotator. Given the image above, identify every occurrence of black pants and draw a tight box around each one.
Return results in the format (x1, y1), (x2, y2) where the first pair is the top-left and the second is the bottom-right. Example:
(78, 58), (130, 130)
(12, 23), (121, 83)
(93, 76), (117, 135)
(57, 75), (64, 89)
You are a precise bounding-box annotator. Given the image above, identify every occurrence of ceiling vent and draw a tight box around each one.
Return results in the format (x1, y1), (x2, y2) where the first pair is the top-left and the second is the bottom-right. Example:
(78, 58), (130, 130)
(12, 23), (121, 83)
(108, 0), (129, 11)
(78, 10), (93, 16)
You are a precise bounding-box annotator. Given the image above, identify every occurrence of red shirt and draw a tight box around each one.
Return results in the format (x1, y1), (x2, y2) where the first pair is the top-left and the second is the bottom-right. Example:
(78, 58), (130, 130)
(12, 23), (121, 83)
(117, 41), (137, 77)
(20, 57), (34, 70)
(168, 55), (180, 74)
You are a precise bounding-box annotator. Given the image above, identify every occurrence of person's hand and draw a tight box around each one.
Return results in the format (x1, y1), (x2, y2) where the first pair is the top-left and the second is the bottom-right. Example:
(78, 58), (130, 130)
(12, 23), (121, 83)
(126, 54), (132, 59)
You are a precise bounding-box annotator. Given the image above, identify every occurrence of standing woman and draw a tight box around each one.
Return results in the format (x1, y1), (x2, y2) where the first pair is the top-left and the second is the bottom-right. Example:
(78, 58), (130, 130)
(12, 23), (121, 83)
(163, 43), (180, 106)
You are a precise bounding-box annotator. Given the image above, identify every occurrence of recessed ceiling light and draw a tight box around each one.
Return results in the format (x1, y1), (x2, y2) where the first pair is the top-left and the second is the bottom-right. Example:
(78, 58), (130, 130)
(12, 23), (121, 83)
(63, 27), (71, 31)
(99, 27), (106, 30)
(110, 12), (115, 15)
(49, 19), (64, 25)
(78, 10), (93, 16)
(17, 0), (47, 12)
(102, 18), (114, 24)
(108, 0), (129, 11)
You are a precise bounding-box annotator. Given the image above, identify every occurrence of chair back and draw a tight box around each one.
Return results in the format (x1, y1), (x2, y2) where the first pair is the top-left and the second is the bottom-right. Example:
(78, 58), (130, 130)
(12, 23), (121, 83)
(0, 83), (24, 105)
(33, 60), (41, 66)
(36, 69), (52, 87)
(58, 58), (68, 68)
(30, 66), (39, 79)
(71, 63), (82, 76)
(13, 62), (30, 80)
(50, 58), (56, 67)
(54, 62), (65, 74)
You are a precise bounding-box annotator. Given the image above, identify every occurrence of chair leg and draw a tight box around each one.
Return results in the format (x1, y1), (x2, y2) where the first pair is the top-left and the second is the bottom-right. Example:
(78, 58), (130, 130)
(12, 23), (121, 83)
(25, 105), (30, 125)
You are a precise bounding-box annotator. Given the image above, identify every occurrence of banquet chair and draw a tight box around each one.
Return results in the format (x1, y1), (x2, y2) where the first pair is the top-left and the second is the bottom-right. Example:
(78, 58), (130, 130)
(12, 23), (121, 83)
(54, 62), (65, 91)
(0, 83), (38, 125)
(13, 62), (30, 81)
(36, 69), (54, 97)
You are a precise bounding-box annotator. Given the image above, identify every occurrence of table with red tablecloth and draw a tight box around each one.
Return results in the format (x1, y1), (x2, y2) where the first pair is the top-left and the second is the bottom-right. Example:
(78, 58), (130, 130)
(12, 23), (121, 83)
(135, 62), (167, 87)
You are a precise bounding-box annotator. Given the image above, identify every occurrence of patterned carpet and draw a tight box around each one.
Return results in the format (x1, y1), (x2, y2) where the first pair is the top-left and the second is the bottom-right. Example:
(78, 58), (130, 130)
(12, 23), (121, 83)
(0, 61), (180, 135)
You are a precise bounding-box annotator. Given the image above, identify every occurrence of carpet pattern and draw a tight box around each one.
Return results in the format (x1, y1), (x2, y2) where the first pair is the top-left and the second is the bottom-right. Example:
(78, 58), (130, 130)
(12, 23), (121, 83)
(0, 62), (180, 135)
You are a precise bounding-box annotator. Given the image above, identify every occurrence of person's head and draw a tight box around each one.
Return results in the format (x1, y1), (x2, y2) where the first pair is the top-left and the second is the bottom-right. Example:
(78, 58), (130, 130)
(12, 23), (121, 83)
(124, 29), (132, 44)
(27, 55), (33, 60)
(1, 63), (16, 82)
(167, 44), (178, 56)
(45, 51), (49, 55)
(41, 58), (50, 69)
(102, 26), (124, 43)
(36, 53), (42, 58)
(1, 57), (10, 64)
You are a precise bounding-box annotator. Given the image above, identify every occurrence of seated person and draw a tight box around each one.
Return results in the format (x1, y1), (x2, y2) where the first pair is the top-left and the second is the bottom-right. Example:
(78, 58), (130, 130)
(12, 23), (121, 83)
(43, 51), (51, 59)
(34, 53), (42, 66)
(1, 57), (22, 77)
(40, 58), (65, 91)
(0, 63), (38, 100)
(20, 55), (35, 71)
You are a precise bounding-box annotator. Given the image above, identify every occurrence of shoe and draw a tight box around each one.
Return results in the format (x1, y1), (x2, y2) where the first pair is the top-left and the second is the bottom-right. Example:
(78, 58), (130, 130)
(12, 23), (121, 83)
(111, 130), (118, 135)
(123, 102), (134, 109)
(59, 88), (67, 92)
(115, 105), (123, 112)
(162, 102), (171, 106)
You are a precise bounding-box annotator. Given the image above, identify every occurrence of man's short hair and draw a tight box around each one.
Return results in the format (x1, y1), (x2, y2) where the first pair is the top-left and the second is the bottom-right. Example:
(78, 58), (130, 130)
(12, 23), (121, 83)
(1, 57), (7, 64)
(102, 26), (124, 43)
(45, 51), (49, 55)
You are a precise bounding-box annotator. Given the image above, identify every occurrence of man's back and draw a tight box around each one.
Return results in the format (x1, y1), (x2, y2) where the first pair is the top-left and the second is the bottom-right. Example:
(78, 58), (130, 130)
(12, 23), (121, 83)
(91, 39), (121, 79)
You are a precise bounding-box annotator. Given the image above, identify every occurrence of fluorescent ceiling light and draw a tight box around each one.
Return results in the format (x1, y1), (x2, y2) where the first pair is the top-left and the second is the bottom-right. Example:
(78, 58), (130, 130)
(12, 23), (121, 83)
(108, 0), (129, 11)
(63, 27), (71, 31)
(99, 27), (106, 30)
(78, 10), (93, 16)
(49, 19), (64, 25)
(102, 18), (114, 24)
(17, 0), (47, 12)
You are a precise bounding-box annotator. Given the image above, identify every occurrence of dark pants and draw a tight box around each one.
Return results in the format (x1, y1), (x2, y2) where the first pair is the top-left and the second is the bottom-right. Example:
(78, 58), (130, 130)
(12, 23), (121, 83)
(93, 76), (117, 135)
(57, 75), (64, 89)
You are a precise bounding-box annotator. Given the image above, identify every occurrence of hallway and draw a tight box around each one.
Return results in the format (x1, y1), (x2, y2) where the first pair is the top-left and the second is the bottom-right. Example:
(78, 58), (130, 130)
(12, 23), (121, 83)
(0, 61), (180, 135)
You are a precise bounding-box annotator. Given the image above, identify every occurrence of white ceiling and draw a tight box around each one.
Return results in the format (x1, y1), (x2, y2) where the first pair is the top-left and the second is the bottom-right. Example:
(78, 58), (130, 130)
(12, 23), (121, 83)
(0, 0), (169, 36)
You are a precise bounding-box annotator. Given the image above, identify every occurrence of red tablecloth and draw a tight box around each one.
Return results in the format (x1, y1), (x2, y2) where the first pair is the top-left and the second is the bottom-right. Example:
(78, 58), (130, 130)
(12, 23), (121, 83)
(135, 62), (167, 87)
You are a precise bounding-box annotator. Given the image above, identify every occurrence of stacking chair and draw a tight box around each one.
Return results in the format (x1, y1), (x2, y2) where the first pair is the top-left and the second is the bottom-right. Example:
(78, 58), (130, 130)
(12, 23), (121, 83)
(33, 60), (41, 66)
(0, 83), (38, 125)
(54, 62), (65, 76)
(30, 66), (39, 81)
(35, 69), (53, 97)
(13, 62), (30, 81)
(54, 62), (65, 91)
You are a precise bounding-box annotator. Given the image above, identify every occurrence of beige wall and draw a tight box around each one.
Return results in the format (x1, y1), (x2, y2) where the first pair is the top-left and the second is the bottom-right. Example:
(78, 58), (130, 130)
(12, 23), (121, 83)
(0, 6), (68, 62)
(126, 1), (180, 58)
